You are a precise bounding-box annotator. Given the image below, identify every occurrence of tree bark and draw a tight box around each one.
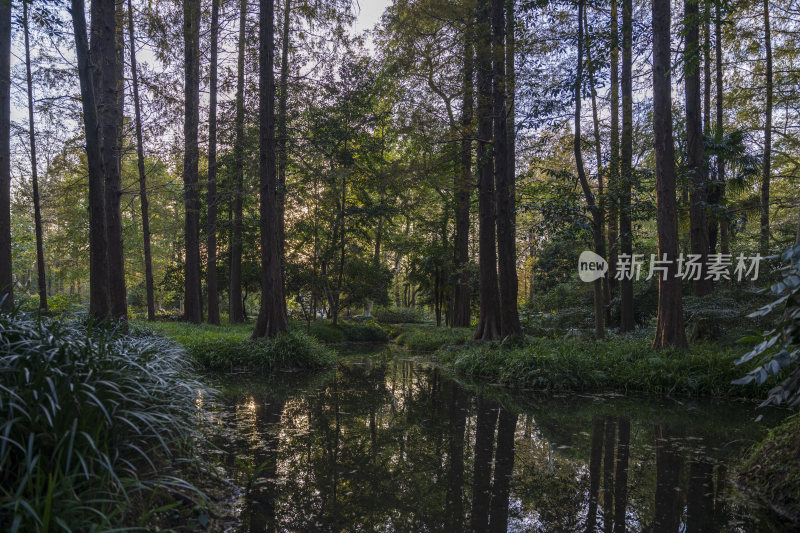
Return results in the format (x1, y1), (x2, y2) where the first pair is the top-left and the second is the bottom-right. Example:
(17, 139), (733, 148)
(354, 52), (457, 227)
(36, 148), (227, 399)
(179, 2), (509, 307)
(253, 0), (289, 338)
(452, 10), (473, 329)
(685, 0), (713, 296)
(608, 0), (619, 314)
(183, 0), (202, 323)
(619, 0), (634, 332)
(473, 0), (500, 341)
(230, 0), (247, 323)
(23, 2), (47, 313)
(91, 0), (125, 319)
(0, 0), (9, 311)
(760, 0), (772, 255)
(277, 0), (291, 269)
(652, 0), (688, 349)
(206, 0), (221, 325)
(715, 3), (728, 255)
(493, 0), (521, 337)
(128, 0), (156, 321)
(71, 0), (109, 318)
(574, 0), (605, 340)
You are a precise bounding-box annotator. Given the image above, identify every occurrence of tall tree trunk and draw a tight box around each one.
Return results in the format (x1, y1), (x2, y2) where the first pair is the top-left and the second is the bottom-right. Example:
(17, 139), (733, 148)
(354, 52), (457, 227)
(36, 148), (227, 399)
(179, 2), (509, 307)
(704, 1), (721, 253)
(452, 11), (473, 328)
(253, 0), (289, 338)
(91, 0), (125, 319)
(760, 0), (772, 255)
(716, 3), (728, 255)
(229, 0), (247, 323)
(492, 0), (521, 337)
(685, 0), (713, 296)
(72, 0), (109, 318)
(608, 0), (619, 315)
(206, 0), (220, 324)
(277, 0), (291, 268)
(652, 0), (688, 349)
(619, 0), (634, 332)
(584, 6), (611, 325)
(0, 0), (9, 311)
(473, 0), (500, 341)
(128, 0), (155, 321)
(23, 3), (46, 313)
(574, 0), (605, 340)
(183, 0), (202, 323)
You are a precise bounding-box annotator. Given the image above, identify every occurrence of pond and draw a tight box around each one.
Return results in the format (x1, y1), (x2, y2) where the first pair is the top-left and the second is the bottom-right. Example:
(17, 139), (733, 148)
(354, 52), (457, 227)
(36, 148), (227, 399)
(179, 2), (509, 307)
(198, 345), (792, 532)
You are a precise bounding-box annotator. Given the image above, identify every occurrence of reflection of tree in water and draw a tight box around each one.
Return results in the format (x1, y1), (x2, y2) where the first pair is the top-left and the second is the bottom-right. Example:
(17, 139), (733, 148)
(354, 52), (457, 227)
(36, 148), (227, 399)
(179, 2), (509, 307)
(206, 358), (785, 532)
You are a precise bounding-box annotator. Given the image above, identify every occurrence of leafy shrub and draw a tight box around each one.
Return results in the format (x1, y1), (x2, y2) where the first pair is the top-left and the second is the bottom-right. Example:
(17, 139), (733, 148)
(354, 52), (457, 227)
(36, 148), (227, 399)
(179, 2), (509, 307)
(373, 306), (425, 324)
(0, 313), (208, 531)
(144, 322), (336, 371)
(734, 243), (800, 406)
(308, 320), (388, 343)
(526, 282), (591, 312)
(395, 326), (473, 351)
(47, 293), (83, 315)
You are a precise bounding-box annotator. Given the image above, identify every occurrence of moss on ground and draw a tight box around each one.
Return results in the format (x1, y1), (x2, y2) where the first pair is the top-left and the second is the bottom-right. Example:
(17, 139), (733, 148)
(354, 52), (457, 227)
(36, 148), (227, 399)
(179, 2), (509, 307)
(738, 415), (800, 522)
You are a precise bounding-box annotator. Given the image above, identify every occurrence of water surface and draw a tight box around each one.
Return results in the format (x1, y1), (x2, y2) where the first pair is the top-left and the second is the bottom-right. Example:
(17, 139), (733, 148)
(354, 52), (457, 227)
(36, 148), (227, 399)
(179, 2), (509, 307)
(199, 346), (790, 532)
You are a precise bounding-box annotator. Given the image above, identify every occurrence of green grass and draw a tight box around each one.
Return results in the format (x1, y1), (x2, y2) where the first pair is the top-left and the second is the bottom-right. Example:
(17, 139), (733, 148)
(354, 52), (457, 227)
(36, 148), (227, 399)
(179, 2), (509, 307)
(405, 329), (768, 398)
(138, 321), (337, 371)
(0, 312), (209, 531)
(738, 415), (800, 522)
(395, 326), (473, 351)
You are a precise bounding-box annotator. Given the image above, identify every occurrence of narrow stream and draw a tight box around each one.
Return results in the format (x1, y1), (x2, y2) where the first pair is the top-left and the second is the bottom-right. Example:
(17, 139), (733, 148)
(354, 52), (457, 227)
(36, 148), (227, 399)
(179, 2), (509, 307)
(198, 345), (791, 532)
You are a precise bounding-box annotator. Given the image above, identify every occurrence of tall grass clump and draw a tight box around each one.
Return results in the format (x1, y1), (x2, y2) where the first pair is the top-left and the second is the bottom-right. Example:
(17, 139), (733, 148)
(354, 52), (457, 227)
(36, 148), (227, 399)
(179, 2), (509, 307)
(395, 326), (473, 351)
(0, 313), (208, 531)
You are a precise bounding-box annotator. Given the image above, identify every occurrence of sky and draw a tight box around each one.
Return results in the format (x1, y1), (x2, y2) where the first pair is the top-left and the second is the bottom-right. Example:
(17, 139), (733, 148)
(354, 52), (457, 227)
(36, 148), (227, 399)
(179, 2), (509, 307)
(352, 0), (392, 36)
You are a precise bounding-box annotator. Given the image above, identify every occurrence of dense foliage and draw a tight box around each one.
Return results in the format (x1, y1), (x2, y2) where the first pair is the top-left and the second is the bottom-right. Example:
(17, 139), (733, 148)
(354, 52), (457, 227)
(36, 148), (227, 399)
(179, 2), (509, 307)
(0, 313), (208, 531)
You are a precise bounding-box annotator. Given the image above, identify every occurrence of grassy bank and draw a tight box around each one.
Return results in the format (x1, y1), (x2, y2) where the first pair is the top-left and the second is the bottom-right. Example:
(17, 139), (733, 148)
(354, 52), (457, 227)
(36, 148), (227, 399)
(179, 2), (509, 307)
(397, 326), (765, 398)
(738, 415), (800, 522)
(139, 321), (337, 371)
(0, 313), (209, 531)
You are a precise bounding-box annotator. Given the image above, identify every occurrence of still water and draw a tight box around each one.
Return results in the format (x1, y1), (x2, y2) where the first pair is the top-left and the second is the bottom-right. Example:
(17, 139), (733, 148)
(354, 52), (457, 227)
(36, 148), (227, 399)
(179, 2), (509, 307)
(199, 346), (791, 532)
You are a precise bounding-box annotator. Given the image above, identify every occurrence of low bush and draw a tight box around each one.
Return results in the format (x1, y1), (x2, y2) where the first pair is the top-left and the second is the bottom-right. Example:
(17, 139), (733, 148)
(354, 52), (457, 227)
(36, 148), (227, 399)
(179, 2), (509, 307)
(434, 336), (764, 397)
(141, 322), (336, 371)
(0, 312), (208, 531)
(395, 326), (473, 351)
(373, 306), (425, 324)
(307, 320), (389, 343)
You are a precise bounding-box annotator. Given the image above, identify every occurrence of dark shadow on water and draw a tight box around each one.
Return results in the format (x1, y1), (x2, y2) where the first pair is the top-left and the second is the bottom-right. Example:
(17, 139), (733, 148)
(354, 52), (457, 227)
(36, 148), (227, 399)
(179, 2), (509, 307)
(199, 347), (793, 532)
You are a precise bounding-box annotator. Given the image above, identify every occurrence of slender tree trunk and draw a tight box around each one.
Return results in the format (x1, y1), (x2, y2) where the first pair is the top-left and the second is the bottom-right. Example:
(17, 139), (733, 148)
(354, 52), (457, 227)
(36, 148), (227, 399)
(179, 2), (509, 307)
(229, 0), (247, 323)
(574, 0), (605, 340)
(473, 0), (500, 341)
(716, 3), (728, 255)
(128, 0), (155, 321)
(183, 0), (202, 323)
(453, 12), (473, 328)
(91, 0), (125, 319)
(584, 6), (610, 325)
(24, 3), (47, 313)
(72, 0), (109, 318)
(253, 0), (288, 338)
(760, 0), (772, 255)
(0, 0), (9, 311)
(619, 0), (634, 332)
(608, 0), (619, 313)
(652, 0), (688, 349)
(492, 0), (521, 337)
(704, 2), (720, 253)
(277, 0), (291, 268)
(685, 0), (713, 296)
(206, 0), (220, 324)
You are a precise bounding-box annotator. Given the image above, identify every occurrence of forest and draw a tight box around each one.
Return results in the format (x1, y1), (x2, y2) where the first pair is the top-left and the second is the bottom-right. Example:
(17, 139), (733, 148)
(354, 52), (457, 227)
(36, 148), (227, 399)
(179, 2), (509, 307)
(0, 0), (799, 530)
